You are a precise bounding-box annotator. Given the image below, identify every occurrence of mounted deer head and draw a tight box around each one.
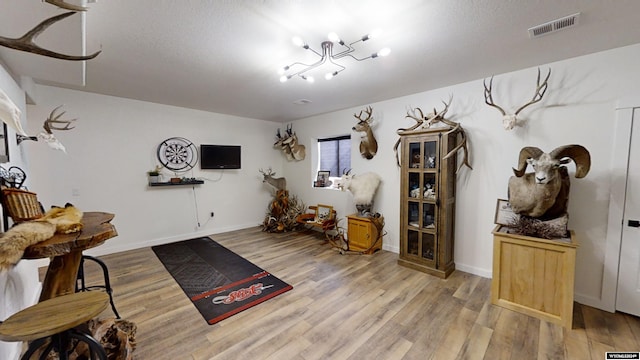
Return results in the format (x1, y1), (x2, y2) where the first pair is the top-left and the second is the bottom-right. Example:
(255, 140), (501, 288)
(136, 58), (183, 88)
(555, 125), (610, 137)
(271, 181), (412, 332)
(484, 68), (551, 130)
(259, 168), (287, 191)
(0, 11), (101, 61)
(352, 106), (378, 160)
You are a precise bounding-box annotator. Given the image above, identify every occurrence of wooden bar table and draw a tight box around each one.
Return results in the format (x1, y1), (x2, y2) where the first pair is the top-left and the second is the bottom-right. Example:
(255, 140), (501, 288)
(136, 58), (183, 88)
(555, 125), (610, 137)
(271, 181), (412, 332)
(22, 212), (118, 302)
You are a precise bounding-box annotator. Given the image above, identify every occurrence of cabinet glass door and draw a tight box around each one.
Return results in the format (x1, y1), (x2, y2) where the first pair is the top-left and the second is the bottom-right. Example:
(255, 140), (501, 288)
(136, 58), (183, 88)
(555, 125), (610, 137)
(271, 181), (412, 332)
(408, 201), (419, 228)
(408, 172), (420, 199)
(423, 203), (436, 229)
(421, 233), (435, 260)
(424, 141), (437, 169)
(407, 229), (419, 256)
(423, 173), (436, 200)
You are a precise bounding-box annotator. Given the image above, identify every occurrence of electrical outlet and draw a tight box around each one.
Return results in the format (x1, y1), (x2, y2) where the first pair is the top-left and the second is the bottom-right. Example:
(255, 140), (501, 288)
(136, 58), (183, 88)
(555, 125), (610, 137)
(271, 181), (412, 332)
(210, 212), (215, 217)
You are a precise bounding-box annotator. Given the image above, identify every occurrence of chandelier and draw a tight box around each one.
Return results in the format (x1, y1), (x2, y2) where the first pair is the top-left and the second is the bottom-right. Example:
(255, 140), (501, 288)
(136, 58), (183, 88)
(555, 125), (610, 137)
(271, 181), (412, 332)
(278, 31), (390, 83)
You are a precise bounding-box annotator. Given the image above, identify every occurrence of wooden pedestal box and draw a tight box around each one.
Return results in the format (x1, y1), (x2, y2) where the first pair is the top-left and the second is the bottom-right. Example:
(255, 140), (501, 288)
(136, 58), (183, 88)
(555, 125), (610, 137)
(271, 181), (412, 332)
(491, 225), (577, 328)
(347, 214), (382, 254)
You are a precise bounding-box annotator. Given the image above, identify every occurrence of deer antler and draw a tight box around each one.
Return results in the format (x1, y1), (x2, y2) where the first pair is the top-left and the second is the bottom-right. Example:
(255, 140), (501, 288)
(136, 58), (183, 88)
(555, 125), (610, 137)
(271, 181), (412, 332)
(513, 68), (551, 115)
(484, 68), (551, 130)
(0, 12), (101, 61)
(43, 105), (76, 134)
(354, 106), (373, 123)
(45, 0), (88, 11)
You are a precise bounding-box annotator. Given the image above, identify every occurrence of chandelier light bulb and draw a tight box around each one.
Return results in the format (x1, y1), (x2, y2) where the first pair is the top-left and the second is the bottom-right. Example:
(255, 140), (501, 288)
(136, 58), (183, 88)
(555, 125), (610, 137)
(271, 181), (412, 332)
(306, 76), (315, 83)
(292, 36), (305, 47)
(279, 75), (289, 83)
(328, 32), (340, 42)
(325, 72), (334, 80)
(377, 48), (391, 57)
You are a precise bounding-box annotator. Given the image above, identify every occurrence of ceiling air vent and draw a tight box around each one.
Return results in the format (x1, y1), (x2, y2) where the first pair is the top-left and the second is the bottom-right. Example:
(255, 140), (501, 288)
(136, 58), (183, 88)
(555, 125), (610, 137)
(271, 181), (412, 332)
(528, 12), (580, 38)
(293, 99), (312, 105)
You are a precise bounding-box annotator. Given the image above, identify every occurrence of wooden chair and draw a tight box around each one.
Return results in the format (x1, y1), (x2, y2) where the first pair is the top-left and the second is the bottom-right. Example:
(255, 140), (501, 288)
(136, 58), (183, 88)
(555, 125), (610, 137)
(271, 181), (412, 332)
(0, 291), (109, 359)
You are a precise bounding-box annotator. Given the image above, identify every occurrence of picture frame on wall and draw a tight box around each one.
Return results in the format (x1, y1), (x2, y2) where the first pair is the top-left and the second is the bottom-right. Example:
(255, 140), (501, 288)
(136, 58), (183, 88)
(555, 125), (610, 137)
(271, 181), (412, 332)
(0, 123), (9, 163)
(494, 199), (519, 226)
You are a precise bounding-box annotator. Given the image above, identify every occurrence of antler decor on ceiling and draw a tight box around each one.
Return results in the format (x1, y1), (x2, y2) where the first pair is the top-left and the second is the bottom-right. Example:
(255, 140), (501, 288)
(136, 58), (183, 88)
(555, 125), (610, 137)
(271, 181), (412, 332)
(393, 96), (472, 173)
(45, 0), (89, 12)
(483, 67), (551, 130)
(0, 0), (101, 61)
(17, 105), (77, 153)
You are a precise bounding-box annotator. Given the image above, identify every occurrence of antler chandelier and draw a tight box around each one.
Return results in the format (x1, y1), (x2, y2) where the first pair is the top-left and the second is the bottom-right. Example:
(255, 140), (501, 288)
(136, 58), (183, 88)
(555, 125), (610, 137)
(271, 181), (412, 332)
(278, 31), (390, 83)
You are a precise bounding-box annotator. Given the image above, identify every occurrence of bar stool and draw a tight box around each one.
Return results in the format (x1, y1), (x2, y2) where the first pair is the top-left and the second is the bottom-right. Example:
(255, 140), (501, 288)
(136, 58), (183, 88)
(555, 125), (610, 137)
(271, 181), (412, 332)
(0, 291), (109, 360)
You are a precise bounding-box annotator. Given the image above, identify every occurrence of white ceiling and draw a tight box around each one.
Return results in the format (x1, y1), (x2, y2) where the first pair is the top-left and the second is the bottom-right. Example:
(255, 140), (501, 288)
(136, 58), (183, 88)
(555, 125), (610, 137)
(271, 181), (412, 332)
(1, 0), (640, 122)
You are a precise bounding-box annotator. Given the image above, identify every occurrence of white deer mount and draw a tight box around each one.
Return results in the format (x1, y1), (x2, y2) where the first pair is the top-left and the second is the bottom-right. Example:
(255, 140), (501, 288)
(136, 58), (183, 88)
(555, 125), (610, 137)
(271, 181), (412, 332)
(483, 68), (551, 130)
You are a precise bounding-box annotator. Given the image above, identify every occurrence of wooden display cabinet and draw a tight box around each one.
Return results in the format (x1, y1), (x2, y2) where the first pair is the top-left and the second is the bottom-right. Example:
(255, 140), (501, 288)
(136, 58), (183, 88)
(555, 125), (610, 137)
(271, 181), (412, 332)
(397, 128), (457, 278)
(346, 214), (382, 254)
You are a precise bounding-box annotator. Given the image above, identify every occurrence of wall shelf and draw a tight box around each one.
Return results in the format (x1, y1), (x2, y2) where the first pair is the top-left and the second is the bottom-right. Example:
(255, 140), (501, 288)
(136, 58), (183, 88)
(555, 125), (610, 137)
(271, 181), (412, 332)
(148, 180), (204, 187)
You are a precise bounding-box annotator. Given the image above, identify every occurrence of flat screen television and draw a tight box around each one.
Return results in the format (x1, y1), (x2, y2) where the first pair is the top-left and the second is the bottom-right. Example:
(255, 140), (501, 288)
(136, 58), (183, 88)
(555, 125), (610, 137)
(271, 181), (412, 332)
(200, 145), (241, 169)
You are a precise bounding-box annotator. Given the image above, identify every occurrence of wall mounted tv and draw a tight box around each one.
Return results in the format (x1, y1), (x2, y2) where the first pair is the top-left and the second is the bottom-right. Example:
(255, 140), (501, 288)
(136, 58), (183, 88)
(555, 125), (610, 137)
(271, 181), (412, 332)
(200, 145), (241, 169)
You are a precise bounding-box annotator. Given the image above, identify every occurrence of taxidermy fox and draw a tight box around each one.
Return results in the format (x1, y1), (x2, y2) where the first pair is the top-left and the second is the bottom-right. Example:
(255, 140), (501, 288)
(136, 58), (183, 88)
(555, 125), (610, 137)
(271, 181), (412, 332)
(0, 203), (83, 270)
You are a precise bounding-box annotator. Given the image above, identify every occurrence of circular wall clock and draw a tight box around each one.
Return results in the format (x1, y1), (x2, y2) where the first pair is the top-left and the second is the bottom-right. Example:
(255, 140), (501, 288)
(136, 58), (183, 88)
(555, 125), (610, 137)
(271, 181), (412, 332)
(156, 137), (198, 172)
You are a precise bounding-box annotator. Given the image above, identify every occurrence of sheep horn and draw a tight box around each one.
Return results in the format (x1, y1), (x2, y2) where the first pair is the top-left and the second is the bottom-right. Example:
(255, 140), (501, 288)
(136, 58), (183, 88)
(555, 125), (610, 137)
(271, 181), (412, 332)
(512, 146), (543, 177)
(549, 144), (591, 178)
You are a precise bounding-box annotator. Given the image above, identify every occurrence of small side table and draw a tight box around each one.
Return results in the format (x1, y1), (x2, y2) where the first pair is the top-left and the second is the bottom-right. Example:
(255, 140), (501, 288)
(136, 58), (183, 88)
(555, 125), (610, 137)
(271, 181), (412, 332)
(22, 212), (118, 302)
(346, 214), (383, 254)
(491, 225), (577, 328)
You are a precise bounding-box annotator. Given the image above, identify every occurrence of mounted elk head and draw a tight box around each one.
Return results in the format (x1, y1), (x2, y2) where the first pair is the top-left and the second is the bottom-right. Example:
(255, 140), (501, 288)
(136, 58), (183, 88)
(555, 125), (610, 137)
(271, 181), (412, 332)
(352, 106), (378, 160)
(259, 168), (287, 191)
(484, 68), (551, 130)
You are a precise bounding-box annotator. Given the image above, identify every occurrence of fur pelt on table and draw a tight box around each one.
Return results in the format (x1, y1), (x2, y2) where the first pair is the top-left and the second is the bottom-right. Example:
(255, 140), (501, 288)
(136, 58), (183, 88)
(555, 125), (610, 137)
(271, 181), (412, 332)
(0, 204), (83, 271)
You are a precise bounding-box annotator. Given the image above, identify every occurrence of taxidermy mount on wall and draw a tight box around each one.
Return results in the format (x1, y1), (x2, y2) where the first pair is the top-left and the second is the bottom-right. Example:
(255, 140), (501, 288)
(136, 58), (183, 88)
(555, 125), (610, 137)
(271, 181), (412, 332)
(507, 144), (590, 238)
(17, 105), (77, 153)
(484, 67), (551, 130)
(274, 124), (305, 161)
(352, 106), (378, 160)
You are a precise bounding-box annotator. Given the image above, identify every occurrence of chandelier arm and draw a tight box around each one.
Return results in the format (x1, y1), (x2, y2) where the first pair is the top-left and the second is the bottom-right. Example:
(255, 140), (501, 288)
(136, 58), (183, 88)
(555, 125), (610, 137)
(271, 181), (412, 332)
(342, 53), (375, 62)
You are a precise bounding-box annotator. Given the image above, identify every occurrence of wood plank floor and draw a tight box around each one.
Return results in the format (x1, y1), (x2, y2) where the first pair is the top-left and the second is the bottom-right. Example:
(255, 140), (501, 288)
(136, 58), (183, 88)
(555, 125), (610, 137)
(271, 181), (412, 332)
(74, 226), (640, 360)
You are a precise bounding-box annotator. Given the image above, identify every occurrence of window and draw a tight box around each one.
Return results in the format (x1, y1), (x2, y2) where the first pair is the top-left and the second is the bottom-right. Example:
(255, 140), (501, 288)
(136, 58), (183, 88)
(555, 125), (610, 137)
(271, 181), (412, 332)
(318, 135), (351, 183)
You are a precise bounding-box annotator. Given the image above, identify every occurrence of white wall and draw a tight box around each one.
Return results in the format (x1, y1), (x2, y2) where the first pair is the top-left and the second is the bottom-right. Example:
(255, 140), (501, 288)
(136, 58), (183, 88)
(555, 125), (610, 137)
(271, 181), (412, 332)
(0, 62), (41, 360)
(288, 43), (640, 310)
(25, 85), (283, 256)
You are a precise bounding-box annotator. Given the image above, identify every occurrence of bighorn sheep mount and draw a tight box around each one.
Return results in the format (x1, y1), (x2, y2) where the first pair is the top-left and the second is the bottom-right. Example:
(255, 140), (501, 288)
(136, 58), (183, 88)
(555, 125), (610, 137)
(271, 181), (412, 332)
(352, 106), (378, 160)
(335, 170), (382, 216)
(274, 124), (306, 161)
(484, 68), (551, 131)
(17, 105), (77, 153)
(507, 144), (591, 237)
(0, 1), (101, 61)
(393, 96), (472, 173)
